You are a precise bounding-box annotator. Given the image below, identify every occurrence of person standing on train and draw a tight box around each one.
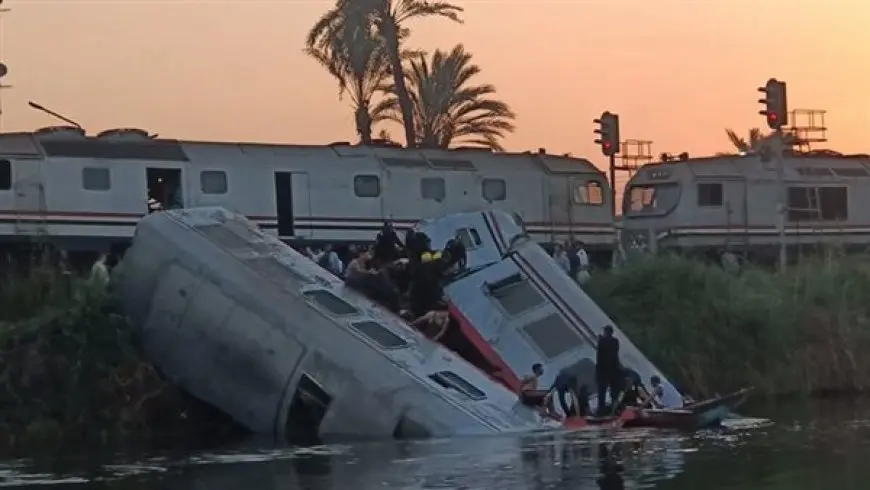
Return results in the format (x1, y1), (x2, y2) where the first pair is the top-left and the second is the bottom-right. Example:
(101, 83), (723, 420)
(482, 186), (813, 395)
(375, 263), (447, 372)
(373, 221), (404, 267)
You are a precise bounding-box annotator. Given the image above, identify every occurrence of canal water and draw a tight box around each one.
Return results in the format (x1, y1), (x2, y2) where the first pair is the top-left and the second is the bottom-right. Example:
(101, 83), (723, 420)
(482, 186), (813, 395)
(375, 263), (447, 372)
(1, 399), (868, 489)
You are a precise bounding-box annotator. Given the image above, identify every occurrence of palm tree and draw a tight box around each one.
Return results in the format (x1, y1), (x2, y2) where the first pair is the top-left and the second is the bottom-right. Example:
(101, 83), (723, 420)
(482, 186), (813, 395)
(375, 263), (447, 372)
(305, 18), (391, 145)
(306, 0), (463, 148)
(370, 44), (516, 151)
(725, 128), (765, 153)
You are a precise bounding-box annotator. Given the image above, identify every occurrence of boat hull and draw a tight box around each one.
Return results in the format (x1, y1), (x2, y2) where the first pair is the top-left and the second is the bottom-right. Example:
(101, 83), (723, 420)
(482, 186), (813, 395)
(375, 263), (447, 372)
(622, 388), (753, 430)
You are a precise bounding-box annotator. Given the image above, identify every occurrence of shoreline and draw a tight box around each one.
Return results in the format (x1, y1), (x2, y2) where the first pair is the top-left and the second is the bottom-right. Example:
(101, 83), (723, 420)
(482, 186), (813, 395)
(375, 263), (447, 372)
(3, 253), (869, 451)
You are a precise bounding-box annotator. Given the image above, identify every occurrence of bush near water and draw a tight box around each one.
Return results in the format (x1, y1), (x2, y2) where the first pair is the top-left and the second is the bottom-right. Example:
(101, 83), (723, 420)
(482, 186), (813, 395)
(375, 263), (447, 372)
(0, 262), (243, 450)
(585, 252), (870, 399)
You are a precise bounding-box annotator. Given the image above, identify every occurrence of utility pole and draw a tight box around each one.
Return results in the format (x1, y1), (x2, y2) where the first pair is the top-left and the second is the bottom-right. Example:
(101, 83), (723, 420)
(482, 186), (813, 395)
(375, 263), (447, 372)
(0, 1), (11, 131)
(593, 111), (620, 216)
(758, 78), (789, 270)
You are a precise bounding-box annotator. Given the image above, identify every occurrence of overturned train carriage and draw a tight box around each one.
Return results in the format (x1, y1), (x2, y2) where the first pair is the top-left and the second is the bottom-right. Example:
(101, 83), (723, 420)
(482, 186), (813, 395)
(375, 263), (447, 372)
(417, 210), (683, 409)
(112, 207), (557, 443)
(620, 152), (870, 258)
(0, 130), (614, 262)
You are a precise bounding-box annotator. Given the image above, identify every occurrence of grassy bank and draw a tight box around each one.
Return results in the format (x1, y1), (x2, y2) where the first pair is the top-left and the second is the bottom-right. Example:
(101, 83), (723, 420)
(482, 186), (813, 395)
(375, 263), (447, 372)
(0, 262), (244, 451)
(584, 253), (870, 399)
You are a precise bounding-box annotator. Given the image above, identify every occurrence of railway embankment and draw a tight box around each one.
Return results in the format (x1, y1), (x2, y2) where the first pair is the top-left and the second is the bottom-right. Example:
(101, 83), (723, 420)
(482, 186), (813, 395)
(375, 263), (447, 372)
(585, 252), (870, 399)
(0, 264), (244, 451)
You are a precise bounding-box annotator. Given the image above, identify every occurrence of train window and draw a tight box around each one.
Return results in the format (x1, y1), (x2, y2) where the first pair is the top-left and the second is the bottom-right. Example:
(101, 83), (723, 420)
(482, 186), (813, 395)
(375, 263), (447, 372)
(629, 186), (656, 211)
(350, 321), (408, 349)
(572, 181), (604, 205)
(787, 186), (847, 221)
(200, 170), (228, 194)
(487, 273), (544, 316)
(82, 167), (111, 191)
(456, 227), (482, 249)
(302, 290), (359, 316)
(428, 371), (486, 401)
(420, 177), (446, 201)
(626, 183), (680, 215)
(522, 313), (585, 360)
(0, 160), (10, 190)
(832, 167), (869, 177)
(354, 175), (381, 198)
(697, 183), (723, 207)
(481, 178), (506, 202)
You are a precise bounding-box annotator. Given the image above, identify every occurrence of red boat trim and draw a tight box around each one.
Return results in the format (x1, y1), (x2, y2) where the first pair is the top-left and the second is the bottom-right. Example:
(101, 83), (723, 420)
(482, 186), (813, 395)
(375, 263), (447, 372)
(446, 300), (521, 393)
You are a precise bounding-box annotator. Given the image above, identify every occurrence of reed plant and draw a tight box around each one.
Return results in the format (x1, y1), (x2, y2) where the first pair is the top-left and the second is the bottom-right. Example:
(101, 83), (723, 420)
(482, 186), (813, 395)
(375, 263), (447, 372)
(0, 259), (242, 451)
(585, 251), (870, 398)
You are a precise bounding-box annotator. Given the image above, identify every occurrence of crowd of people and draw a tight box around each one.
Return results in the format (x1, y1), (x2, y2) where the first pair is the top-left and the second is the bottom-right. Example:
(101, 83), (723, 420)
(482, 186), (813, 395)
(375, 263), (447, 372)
(519, 326), (667, 422)
(549, 241), (592, 284)
(304, 221), (468, 338)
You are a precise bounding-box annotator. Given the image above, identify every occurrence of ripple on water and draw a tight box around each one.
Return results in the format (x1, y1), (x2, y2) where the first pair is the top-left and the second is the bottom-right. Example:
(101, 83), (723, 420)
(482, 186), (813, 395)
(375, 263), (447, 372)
(10, 409), (870, 490)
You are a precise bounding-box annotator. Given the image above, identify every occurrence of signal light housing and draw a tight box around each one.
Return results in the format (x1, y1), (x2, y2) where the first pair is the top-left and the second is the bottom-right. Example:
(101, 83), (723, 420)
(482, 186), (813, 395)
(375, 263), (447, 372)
(593, 111), (620, 157)
(758, 79), (788, 130)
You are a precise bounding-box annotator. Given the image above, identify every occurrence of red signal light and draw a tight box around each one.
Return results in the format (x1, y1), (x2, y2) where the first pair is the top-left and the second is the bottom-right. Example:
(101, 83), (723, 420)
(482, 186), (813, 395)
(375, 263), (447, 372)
(768, 113), (778, 122)
(603, 141), (612, 150)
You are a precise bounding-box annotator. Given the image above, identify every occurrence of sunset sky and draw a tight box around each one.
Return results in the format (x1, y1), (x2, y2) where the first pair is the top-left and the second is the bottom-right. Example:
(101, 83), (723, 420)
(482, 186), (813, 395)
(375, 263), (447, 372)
(2, 0), (867, 178)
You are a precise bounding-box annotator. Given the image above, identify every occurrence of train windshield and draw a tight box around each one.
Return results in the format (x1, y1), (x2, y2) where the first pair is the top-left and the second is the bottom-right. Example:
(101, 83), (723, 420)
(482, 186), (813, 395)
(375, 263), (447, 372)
(624, 183), (680, 216)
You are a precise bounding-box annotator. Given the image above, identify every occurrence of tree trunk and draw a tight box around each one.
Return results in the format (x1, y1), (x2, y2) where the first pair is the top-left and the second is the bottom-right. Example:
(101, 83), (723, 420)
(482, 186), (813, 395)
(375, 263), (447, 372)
(355, 105), (373, 145)
(380, 22), (416, 148)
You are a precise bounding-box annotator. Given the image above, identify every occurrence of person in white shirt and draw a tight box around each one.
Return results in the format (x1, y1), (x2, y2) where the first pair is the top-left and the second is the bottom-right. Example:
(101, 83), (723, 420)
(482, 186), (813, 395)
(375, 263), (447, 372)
(309, 244), (344, 277)
(574, 242), (590, 284)
(90, 253), (110, 284)
(552, 244), (570, 275)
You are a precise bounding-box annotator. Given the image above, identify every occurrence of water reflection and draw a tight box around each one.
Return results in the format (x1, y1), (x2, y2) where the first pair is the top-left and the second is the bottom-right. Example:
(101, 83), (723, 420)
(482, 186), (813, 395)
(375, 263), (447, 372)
(15, 404), (870, 490)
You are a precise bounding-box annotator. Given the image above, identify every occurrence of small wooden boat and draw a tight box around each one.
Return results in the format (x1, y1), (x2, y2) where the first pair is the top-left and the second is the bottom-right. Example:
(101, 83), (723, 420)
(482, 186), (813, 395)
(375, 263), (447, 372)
(621, 387), (754, 430)
(555, 387), (753, 431)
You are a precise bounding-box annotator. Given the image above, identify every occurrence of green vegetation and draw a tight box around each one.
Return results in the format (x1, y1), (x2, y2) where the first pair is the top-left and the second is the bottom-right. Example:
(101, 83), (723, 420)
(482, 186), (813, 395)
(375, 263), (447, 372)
(584, 253), (870, 399)
(0, 262), (243, 451)
(306, 0), (515, 150)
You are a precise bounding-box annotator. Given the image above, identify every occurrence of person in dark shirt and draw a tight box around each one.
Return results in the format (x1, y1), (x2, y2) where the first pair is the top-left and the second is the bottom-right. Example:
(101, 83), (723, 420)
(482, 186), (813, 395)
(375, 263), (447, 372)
(595, 325), (622, 415)
(408, 250), (445, 318)
(373, 221), (404, 267)
(442, 233), (468, 273)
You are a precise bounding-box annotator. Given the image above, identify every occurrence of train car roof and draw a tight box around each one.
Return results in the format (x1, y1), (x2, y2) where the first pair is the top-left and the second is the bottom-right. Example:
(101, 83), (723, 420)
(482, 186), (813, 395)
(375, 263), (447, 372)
(629, 151), (870, 182)
(0, 129), (604, 176)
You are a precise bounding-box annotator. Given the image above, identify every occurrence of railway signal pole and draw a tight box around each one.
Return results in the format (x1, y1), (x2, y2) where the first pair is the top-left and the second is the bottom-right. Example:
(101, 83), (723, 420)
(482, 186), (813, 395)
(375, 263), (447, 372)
(758, 78), (789, 270)
(594, 111), (620, 215)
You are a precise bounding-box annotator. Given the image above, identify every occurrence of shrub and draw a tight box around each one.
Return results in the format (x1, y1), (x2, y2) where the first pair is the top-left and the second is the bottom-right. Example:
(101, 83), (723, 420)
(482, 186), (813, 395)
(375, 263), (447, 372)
(585, 253), (870, 398)
(0, 261), (243, 450)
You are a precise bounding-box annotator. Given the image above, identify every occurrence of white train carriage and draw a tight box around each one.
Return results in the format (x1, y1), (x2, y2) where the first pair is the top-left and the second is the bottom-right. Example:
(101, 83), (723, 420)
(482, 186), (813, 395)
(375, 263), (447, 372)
(0, 127), (614, 253)
(620, 151), (870, 255)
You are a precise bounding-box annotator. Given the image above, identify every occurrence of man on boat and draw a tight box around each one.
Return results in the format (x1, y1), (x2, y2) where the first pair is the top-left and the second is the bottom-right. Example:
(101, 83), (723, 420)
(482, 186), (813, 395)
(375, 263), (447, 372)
(614, 369), (644, 413)
(595, 325), (622, 415)
(640, 375), (665, 409)
(520, 363), (544, 391)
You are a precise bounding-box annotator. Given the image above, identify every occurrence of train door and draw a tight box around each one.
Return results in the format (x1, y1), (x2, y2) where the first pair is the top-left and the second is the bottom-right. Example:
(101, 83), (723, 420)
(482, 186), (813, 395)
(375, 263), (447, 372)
(273, 172), (311, 239)
(146, 167), (184, 212)
(11, 159), (47, 235)
(545, 174), (571, 243)
(724, 178), (749, 249)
